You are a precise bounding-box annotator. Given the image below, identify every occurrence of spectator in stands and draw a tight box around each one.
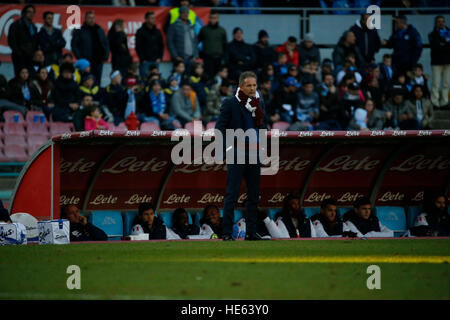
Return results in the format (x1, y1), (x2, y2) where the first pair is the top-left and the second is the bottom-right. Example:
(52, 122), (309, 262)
(6, 67), (43, 112)
(339, 81), (365, 128)
(7, 5), (39, 77)
(84, 104), (109, 131)
(343, 196), (394, 238)
(299, 33), (321, 67)
(135, 11), (164, 82)
(138, 79), (180, 130)
(170, 82), (201, 126)
(170, 60), (188, 86)
(71, 11), (110, 86)
(379, 54), (396, 93)
(407, 64), (430, 98)
(108, 19), (132, 81)
(285, 63), (300, 82)
(388, 72), (409, 100)
(405, 85), (434, 129)
(61, 205), (108, 242)
(60, 53), (81, 84)
(349, 98), (385, 131)
(383, 90), (416, 130)
(316, 73), (343, 130)
(259, 77), (274, 125)
(163, 75), (179, 109)
(275, 36), (299, 67)
(204, 78), (232, 123)
(383, 15), (422, 74)
(209, 65), (228, 89)
(320, 58), (334, 79)
(269, 193), (316, 238)
(189, 62), (209, 113)
(271, 77), (300, 124)
(51, 62), (81, 122)
(124, 62), (144, 88)
(363, 72), (383, 110)
(291, 81), (319, 130)
(171, 208), (200, 239)
(0, 74), (27, 117)
(429, 15), (450, 110)
(410, 193), (449, 237)
(32, 66), (54, 119)
(333, 30), (365, 74)
(273, 52), (288, 85)
(198, 204), (223, 239)
(29, 50), (53, 81)
(198, 10), (227, 80)
(311, 198), (349, 237)
(259, 64), (279, 93)
(350, 107), (368, 131)
(336, 54), (363, 84)
(131, 203), (167, 240)
(167, 5), (199, 71)
(168, 0), (200, 34)
(78, 74), (100, 103)
(226, 27), (257, 82)
(300, 59), (320, 88)
(73, 95), (93, 131)
(349, 13), (381, 64)
(124, 77), (141, 120)
(38, 11), (66, 66)
(101, 70), (128, 125)
(253, 29), (277, 73)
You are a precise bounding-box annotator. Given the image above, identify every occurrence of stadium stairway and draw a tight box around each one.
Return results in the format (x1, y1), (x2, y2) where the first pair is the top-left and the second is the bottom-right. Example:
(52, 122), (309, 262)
(430, 109), (450, 129)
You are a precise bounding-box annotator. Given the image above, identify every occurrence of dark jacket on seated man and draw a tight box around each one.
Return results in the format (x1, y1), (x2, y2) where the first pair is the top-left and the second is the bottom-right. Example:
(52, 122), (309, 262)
(69, 221), (108, 242)
(132, 215), (166, 240)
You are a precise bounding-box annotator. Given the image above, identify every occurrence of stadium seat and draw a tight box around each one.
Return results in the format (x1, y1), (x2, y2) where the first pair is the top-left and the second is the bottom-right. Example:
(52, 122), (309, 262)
(206, 122), (216, 130)
(407, 207), (423, 229)
(268, 208), (279, 220)
(3, 145), (28, 162)
(4, 134), (27, 147)
(234, 210), (244, 223)
(339, 207), (353, 219)
(272, 121), (290, 131)
(111, 122), (127, 133)
(27, 122), (49, 137)
(25, 111), (48, 126)
(303, 207), (320, 218)
(123, 211), (138, 236)
(3, 111), (24, 123)
(88, 211), (123, 241)
(185, 121), (204, 134)
(375, 207), (407, 236)
(49, 122), (74, 136)
(0, 149), (9, 162)
(3, 123), (26, 136)
(140, 122), (161, 132)
(27, 134), (48, 155)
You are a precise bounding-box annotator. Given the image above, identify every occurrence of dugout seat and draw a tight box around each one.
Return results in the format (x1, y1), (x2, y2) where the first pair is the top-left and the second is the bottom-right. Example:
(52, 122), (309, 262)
(407, 207), (423, 229)
(88, 211), (123, 240)
(268, 209), (279, 220)
(375, 206), (407, 237)
(303, 207), (320, 218)
(123, 211), (138, 236)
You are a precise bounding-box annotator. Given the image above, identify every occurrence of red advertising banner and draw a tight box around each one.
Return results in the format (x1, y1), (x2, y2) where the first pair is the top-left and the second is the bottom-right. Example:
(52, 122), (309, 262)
(9, 130), (450, 219)
(0, 4), (210, 62)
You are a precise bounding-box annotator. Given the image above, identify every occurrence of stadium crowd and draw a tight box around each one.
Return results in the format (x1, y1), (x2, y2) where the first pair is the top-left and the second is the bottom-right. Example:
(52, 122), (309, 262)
(1, 2), (450, 133)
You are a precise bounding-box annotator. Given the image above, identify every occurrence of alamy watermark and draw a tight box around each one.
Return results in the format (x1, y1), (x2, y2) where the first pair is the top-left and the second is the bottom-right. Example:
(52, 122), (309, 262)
(366, 5), (381, 30)
(366, 265), (381, 290)
(66, 265), (81, 290)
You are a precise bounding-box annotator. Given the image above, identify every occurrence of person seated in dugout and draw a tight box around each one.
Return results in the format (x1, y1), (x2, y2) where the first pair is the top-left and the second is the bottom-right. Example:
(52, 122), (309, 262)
(262, 193), (317, 238)
(310, 198), (354, 237)
(198, 204), (223, 239)
(0, 200), (11, 223)
(61, 205), (108, 242)
(410, 193), (450, 237)
(131, 202), (166, 240)
(342, 197), (394, 237)
(171, 208), (200, 239)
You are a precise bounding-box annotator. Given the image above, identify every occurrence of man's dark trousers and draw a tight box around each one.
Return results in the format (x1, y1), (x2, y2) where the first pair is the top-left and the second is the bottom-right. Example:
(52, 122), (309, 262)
(223, 161), (261, 236)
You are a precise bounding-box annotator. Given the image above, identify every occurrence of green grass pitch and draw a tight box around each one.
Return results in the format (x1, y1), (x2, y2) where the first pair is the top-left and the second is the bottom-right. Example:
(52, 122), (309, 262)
(1, 239), (449, 300)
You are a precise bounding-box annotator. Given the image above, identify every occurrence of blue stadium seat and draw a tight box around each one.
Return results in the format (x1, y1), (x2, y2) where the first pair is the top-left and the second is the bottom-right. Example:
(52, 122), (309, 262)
(303, 207), (320, 218)
(375, 207), (407, 236)
(123, 211), (138, 236)
(88, 211), (123, 240)
(339, 207), (353, 219)
(234, 210), (244, 223)
(159, 211), (193, 229)
(268, 209), (279, 220)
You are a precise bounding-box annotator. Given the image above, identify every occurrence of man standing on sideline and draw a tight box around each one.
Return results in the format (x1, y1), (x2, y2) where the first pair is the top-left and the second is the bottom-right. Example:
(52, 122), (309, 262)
(135, 11), (164, 82)
(7, 5), (39, 76)
(38, 11), (66, 66)
(71, 11), (109, 86)
(429, 16), (450, 110)
(215, 71), (266, 241)
(198, 10), (227, 81)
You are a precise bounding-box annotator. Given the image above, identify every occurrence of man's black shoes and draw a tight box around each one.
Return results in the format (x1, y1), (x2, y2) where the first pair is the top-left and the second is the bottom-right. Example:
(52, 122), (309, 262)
(222, 234), (234, 241)
(245, 233), (269, 241)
